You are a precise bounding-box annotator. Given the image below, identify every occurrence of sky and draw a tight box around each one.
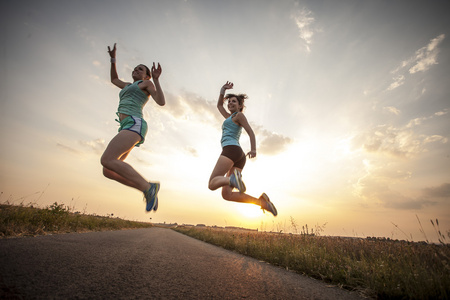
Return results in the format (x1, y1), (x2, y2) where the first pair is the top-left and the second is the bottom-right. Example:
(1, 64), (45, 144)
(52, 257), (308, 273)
(1, 0), (449, 242)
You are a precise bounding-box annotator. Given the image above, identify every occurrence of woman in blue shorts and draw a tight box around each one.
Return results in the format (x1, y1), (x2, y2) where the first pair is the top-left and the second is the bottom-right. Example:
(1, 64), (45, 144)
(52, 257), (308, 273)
(208, 81), (277, 216)
(101, 43), (165, 212)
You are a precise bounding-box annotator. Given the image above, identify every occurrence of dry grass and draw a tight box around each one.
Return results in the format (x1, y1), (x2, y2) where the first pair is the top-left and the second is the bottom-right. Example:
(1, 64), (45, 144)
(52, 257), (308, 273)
(0, 202), (152, 237)
(174, 226), (450, 299)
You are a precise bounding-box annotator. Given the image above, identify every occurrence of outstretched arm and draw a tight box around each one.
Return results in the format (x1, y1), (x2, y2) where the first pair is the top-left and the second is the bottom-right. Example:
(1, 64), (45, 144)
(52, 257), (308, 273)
(217, 81), (233, 119)
(147, 62), (165, 106)
(108, 43), (128, 89)
(235, 113), (257, 158)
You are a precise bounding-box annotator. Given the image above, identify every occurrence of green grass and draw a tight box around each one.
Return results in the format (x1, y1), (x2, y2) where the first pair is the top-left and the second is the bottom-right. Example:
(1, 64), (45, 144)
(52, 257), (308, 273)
(0, 202), (152, 237)
(174, 226), (450, 299)
(2, 201), (449, 298)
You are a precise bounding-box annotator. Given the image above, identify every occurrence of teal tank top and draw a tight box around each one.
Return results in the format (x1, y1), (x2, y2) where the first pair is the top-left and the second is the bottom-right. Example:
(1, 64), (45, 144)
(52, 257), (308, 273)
(221, 112), (242, 147)
(117, 80), (149, 118)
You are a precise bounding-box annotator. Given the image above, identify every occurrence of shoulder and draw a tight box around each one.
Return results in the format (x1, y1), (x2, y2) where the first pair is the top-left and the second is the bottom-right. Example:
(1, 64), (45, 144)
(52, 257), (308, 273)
(139, 79), (155, 91)
(233, 112), (249, 125)
(233, 112), (246, 120)
(140, 79), (154, 87)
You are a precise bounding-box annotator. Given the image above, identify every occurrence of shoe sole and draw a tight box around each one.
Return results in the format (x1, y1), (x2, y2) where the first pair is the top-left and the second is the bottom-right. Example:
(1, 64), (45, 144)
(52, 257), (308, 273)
(261, 193), (277, 217)
(153, 183), (160, 212)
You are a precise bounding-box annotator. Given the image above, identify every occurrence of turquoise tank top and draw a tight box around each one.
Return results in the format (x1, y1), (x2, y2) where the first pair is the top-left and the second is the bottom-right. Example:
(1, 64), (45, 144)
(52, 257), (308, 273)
(117, 80), (149, 118)
(221, 112), (242, 147)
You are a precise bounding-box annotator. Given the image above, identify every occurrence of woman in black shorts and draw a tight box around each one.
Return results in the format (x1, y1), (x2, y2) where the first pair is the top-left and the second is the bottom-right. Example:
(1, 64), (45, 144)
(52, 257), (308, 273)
(208, 81), (277, 216)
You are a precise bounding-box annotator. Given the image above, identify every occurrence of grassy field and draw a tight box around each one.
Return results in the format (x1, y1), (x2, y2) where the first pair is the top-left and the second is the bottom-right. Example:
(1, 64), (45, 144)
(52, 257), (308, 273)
(2, 202), (449, 299)
(174, 226), (450, 299)
(0, 202), (152, 237)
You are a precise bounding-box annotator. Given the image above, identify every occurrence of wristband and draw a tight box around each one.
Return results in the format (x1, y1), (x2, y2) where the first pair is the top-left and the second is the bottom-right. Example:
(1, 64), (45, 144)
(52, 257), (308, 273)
(110, 58), (116, 63)
(220, 87), (226, 95)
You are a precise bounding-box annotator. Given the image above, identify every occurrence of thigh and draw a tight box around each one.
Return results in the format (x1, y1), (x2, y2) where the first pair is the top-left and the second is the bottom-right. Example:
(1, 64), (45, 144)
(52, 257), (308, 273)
(226, 166), (243, 177)
(102, 130), (141, 161)
(210, 155), (234, 181)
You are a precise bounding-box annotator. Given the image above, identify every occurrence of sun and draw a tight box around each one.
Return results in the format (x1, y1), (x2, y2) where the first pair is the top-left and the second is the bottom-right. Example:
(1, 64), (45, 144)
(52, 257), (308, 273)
(236, 203), (263, 218)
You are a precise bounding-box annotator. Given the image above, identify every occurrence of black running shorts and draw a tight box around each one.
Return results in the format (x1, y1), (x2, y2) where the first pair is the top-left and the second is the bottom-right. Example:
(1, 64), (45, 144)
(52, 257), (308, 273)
(221, 145), (246, 169)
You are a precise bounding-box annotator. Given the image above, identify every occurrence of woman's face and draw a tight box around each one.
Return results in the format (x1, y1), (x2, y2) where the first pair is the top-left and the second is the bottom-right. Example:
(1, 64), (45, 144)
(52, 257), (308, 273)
(132, 65), (150, 80)
(227, 97), (242, 113)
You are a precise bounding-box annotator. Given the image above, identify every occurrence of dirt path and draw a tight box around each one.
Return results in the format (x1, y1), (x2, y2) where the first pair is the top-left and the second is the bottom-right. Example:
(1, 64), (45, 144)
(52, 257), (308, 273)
(0, 227), (364, 299)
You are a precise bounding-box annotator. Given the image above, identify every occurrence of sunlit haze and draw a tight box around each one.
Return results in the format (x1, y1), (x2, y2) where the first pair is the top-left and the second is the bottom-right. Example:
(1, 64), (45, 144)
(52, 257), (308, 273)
(1, 0), (449, 242)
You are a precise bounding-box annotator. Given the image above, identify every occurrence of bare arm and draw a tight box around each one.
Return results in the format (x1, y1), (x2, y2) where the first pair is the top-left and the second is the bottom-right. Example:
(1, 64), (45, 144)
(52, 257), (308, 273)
(235, 113), (257, 158)
(217, 81), (233, 119)
(107, 43), (129, 89)
(146, 62), (165, 106)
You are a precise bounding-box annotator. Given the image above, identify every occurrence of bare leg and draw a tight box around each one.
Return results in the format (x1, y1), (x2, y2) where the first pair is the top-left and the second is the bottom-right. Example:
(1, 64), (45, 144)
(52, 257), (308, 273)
(101, 130), (151, 192)
(208, 156), (261, 205)
(221, 167), (261, 205)
(208, 155), (235, 190)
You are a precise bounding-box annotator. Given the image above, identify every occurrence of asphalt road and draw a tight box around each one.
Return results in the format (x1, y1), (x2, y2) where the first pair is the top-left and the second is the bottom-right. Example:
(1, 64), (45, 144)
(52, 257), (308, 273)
(0, 227), (364, 299)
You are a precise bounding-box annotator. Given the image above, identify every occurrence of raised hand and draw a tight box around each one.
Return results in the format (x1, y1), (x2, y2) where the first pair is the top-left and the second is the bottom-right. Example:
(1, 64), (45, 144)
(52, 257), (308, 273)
(151, 62), (162, 80)
(222, 81), (234, 90)
(107, 43), (117, 58)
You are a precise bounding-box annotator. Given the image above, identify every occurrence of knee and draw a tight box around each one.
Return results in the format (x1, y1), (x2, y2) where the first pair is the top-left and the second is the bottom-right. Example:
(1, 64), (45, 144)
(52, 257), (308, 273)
(100, 154), (108, 168)
(221, 187), (232, 200)
(101, 155), (115, 179)
(100, 154), (114, 169)
(102, 167), (114, 179)
(208, 181), (215, 191)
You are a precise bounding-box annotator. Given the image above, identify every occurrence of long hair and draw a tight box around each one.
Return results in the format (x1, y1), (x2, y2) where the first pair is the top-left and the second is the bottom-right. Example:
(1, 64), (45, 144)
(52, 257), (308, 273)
(225, 93), (248, 112)
(141, 64), (151, 79)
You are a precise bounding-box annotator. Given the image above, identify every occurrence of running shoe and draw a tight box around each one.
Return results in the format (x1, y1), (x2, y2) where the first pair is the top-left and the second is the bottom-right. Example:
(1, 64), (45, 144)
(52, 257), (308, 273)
(259, 193), (277, 217)
(144, 182), (160, 212)
(152, 182), (159, 212)
(153, 195), (159, 212)
(229, 169), (246, 193)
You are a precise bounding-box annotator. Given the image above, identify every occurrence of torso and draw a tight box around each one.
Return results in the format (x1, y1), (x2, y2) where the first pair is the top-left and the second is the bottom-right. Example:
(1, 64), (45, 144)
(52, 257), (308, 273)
(118, 113), (129, 121)
(117, 80), (149, 118)
(221, 112), (242, 147)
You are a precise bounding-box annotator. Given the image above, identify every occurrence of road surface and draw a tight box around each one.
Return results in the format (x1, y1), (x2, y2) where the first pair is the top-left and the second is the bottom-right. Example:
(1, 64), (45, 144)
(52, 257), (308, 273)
(0, 227), (364, 299)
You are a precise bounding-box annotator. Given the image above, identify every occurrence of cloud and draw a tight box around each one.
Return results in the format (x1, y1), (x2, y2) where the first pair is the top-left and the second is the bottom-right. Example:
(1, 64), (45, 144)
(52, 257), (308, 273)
(79, 139), (105, 155)
(387, 75), (405, 91)
(358, 125), (421, 157)
(184, 146), (198, 157)
(163, 91), (221, 124)
(384, 197), (435, 210)
(163, 90), (293, 156)
(383, 106), (401, 115)
(388, 34), (445, 90)
(353, 160), (435, 210)
(355, 111), (448, 158)
(57, 139), (106, 157)
(56, 143), (81, 155)
(406, 116), (429, 128)
(422, 183), (450, 198)
(291, 6), (316, 52)
(256, 127), (292, 155)
(435, 109), (448, 117)
(409, 34), (445, 74)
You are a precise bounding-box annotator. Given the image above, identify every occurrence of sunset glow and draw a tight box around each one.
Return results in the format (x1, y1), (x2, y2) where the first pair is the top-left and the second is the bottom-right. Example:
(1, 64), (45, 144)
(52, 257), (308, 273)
(1, 0), (449, 242)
